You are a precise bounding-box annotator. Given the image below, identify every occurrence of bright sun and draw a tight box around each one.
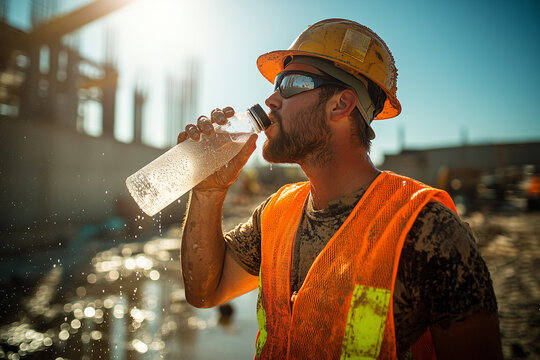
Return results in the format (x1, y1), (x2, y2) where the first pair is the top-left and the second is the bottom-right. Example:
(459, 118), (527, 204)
(112, 0), (203, 74)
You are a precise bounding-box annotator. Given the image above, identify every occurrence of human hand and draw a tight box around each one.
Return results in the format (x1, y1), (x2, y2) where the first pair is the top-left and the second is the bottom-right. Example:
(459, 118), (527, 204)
(177, 107), (258, 192)
(177, 107), (233, 142)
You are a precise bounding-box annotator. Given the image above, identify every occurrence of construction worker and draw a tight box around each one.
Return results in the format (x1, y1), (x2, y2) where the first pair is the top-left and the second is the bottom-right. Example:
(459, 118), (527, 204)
(178, 19), (503, 359)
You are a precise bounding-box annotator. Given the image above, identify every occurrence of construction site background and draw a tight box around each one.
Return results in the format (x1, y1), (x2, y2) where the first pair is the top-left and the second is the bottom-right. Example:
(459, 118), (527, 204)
(1, 1), (539, 359)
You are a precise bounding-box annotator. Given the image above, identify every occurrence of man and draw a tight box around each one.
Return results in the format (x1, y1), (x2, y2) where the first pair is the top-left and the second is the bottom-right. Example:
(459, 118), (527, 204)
(178, 19), (503, 359)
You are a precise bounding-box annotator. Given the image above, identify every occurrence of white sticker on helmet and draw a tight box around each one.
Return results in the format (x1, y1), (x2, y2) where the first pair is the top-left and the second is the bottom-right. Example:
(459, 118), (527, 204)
(340, 28), (371, 63)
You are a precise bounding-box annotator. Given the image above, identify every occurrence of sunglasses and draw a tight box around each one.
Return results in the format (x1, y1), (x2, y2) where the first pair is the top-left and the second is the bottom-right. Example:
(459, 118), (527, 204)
(274, 70), (346, 99)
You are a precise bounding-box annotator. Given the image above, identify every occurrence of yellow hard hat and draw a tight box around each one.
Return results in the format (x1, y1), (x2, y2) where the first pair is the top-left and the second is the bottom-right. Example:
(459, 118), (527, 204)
(257, 19), (401, 120)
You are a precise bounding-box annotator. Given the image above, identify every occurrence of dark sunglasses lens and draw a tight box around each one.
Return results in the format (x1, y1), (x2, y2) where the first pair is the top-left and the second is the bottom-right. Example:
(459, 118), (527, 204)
(275, 74), (316, 98)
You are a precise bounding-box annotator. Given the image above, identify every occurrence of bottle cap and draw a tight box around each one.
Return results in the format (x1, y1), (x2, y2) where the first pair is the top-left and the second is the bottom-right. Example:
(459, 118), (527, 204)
(248, 104), (271, 131)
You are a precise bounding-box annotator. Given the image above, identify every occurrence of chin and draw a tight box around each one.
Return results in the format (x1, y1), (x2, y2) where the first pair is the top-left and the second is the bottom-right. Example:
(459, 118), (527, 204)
(262, 143), (279, 163)
(263, 146), (296, 165)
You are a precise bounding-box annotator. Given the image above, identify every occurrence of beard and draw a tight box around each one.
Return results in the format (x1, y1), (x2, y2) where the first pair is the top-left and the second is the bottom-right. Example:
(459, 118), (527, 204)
(262, 101), (333, 166)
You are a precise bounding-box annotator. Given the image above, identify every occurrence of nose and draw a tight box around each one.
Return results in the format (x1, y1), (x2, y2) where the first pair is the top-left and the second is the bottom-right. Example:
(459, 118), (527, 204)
(265, 90), (282, 111)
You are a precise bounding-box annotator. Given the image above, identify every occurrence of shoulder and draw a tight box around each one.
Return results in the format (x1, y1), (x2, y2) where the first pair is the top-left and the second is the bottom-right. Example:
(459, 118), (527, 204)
(393, 201), (498, 353)
(261, 182), (310, 218)
(269, 182), (310, 203)
(407, 201), (483, 267)
(403, 201), (484, 279)
(400, 200), (498, 323)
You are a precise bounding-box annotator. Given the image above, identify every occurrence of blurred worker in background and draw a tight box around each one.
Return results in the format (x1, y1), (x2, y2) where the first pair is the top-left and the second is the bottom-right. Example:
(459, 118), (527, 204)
(178, 19), (503, 359)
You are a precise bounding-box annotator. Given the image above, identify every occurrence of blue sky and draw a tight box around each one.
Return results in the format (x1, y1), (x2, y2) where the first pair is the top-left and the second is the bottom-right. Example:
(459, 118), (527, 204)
(6, 0), (540, 165)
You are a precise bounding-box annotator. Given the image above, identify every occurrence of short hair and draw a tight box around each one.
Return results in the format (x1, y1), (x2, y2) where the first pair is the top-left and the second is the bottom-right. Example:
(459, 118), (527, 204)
(319, 79), (386, 151)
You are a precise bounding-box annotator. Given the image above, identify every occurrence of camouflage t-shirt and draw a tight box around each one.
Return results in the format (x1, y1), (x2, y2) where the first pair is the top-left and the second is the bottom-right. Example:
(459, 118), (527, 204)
(224, 183), (498, 357)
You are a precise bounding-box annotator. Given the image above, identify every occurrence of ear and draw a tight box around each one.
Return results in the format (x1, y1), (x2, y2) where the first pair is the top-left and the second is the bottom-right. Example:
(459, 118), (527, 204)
(328, 89), (357, 122)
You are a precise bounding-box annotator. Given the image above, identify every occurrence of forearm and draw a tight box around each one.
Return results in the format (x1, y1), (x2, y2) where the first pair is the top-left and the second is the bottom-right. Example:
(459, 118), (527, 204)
(181, 188), (228, 307)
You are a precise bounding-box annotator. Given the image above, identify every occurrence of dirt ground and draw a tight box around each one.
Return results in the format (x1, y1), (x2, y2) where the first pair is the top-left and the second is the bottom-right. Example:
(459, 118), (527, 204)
(466, 211), (540, 359)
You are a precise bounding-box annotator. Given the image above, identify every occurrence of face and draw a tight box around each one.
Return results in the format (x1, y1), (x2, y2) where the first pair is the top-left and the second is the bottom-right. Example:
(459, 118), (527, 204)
(262, 64), (334, 165)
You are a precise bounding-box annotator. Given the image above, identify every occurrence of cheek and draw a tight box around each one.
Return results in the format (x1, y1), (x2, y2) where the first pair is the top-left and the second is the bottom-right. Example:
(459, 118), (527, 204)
(279, 104), (300, 132)
(279, 92), (318, 131)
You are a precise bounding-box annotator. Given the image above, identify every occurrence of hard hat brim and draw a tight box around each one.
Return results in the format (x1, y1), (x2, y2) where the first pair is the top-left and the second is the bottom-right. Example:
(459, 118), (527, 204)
(257, 50), (401, 120)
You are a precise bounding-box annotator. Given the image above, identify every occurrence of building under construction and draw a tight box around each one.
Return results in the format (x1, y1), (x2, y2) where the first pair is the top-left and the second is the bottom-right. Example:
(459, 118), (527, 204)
(1, 4), (213, 358)
(0, 0), (199, 245)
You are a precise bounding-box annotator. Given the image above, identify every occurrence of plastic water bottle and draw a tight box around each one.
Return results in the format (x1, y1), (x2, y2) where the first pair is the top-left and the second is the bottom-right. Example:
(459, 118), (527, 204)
(126, 104), (271, 216)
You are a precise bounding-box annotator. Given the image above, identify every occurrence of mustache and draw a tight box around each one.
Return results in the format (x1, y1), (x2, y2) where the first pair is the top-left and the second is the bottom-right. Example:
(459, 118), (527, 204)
(268, 111), (282, 125)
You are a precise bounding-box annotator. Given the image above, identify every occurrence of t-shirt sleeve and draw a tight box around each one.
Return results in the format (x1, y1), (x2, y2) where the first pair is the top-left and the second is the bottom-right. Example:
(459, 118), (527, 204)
(223, 195), (274, 276)
(393, 201), (498, 353)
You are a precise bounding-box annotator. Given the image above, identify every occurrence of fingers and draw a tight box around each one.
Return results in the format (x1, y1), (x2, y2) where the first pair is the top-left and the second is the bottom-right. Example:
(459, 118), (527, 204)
(197, 115), (213, 135)
(223, 107), (235, 118)
(211, 108), (228, 125)
(185, 124), (200, 141)
(178, 107), (235, 143)
(177, 131), (188, 144)
(192, 134), (258, 192)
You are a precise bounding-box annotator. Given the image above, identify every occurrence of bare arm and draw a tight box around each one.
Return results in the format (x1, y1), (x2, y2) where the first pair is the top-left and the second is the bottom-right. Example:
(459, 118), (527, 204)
(179, 108), (258, 308)
(431, 312), (503, 360)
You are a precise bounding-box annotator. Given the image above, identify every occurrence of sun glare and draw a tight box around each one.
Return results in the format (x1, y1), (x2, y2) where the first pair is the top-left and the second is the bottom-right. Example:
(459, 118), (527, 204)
(113, 0), (203, 74)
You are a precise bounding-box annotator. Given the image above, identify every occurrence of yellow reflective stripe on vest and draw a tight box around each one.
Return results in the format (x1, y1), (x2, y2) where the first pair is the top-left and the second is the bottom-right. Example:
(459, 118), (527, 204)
(256, 268), (267, 358)
(341, 285), (391, 359)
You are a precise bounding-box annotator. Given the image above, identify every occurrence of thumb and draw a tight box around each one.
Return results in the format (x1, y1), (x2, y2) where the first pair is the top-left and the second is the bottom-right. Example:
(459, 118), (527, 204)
(216, 134), (258, 186)
(232, 134), (258, 167)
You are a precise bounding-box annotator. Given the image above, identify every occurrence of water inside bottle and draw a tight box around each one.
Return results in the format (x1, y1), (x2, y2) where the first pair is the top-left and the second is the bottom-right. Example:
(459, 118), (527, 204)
(127, 132), (252, 216)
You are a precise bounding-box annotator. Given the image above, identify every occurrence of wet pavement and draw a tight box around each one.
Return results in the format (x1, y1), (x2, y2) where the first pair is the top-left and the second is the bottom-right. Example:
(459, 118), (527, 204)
(0, 230), (259, 360)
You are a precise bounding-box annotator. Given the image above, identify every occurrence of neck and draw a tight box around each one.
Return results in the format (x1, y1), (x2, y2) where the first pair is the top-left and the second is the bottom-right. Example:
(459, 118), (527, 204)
(300, 144), (380, 210)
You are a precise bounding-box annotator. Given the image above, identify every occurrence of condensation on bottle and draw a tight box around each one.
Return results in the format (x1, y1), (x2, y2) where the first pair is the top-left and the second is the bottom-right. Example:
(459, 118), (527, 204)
(126, 104), (271, 216)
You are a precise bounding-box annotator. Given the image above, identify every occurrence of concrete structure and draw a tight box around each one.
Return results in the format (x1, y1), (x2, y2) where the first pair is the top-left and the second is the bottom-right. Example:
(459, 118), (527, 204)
(0, 116), (167, 230)
(0, 1), (197, 247)
(380, 141), (540, 187)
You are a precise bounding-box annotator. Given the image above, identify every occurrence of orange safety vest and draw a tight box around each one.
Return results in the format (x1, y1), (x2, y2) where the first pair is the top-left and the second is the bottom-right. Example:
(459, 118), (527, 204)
(256, 171), (457, 359)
